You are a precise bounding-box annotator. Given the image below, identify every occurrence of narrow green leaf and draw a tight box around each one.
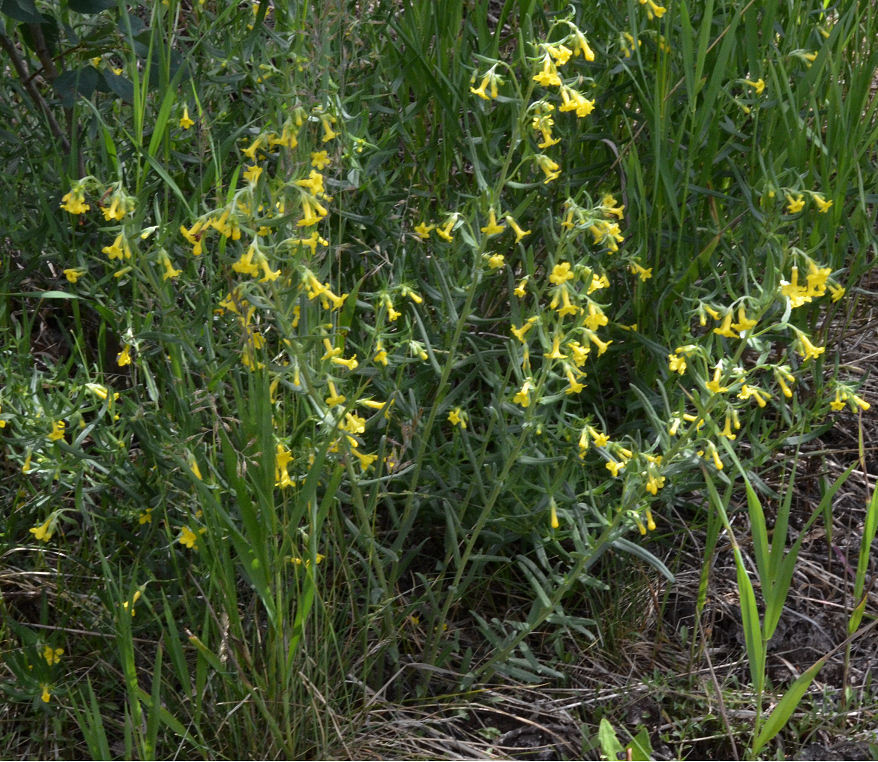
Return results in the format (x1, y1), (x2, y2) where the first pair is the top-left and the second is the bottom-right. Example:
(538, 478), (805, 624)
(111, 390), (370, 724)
(752, 656), (826, 756)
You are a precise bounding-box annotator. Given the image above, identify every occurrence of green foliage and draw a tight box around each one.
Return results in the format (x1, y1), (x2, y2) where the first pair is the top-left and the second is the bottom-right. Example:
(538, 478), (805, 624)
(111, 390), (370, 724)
(1, 0), (876, 758)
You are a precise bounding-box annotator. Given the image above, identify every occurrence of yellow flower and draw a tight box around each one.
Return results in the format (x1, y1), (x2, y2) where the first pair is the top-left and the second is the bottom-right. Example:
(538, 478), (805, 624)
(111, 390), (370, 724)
(180, 220), (205, 256)
(41, 685), (51, 703)
(63, 268), (86, 283)
(447, 407), (466, 428)
(639, 0), (667, 19)
(742, 77), (765, 95)
(310, 150), (330, 169)
(513, 379), (535, 407)
(668, 352), (686, 374)
(243, 164), (263, 184)
(122, 590), (142, 616)
(48, 420), (65, 442)
(535, 154), (561, 183)
(645, 471), (666, 495)
(331, 355), (359, 371)
(320, 115), (339, 143)
(713, 311), (737, 338)
(160, 251), (182, 280)
(605, 459), (624, 477)
(571, 28), (595, 61)
(60, 185), (90, 214)
(188, 456), (203, 481)
(737, 384), (770, 408)
(628, 261), (652, 281)
(138, 509), (152, 524)
(470, 68), (501, 100)
(373, 342), (389, 367)
(179, 526), (198, 549)
(485, 253), (505, 270)
(589, 427), (609, 447)
(43, 646), (63, 666)
(810, 193), (832, 213)
(828, 283), (845, 302)
(731, 305), (758, 334)
(830, 390), (845, 411)
(705, 365), (728, 395)
(533, 55), (561, 87)
(179, 105), (194, 129)
(513, 277), (528, 298)
(325, 381), (346, 407)
(275, 443), (294, 488)
(116, 344), (131, 368)
(505, 216), (530, 243)
(414, 222), (434, 239)
(794, 329), (825, 362)
(549, 501), (560, 529)
(102, 234), (132, 261)
(721, 414), (737, 440)
(544, 335), (567, 360)
(30, 517), (53, 542)
(435, 215), (457, 242)
(480, 208), (506, 236)
(549, 262), (574, 284)
(786, 194), (806, 214)
(706, 441), (723, 471)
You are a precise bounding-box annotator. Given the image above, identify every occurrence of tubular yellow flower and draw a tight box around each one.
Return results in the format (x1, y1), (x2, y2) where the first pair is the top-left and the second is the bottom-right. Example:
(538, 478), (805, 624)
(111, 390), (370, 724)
(42, 645), (63, 666)
(589, 427), (609, 447)
(373, 342), (389, 366)
(159, 251), (182, 280)
(435, 215), (457, 242)
(535, 154), (561, 183)
(811, 193), (832, 213)
(544, 335), (567, 360)
(628, 261), (652, 281)
(550, 501), (560, 529)
(179, 526), (198, 549)
(533, 55), (561, 87)
(794, 329), (825, 362)
(605, 459), (624, 477)
(310, 150), (330, 169)
(63, 268), (86, 283)
(480, 209), (506, 236)
(639, 0), (667, 18)
(30, 518), (53, 542)
(513, 379), (535, 407)
(549, 261), (574, 284)
(713, 311), (737, 338)
(243, 164), (263, 184)
(41, 685), (51, 703)
(731, 305), (758, 334)
(505, 215), (531, 243)
(179, 105), (194, 129)
(60, 185), (90, 214)
(721, 414), (737, 440)
(414, 222), (434, 239)
(486, 253), (505, 270)
(48, 420), (65, 442)
(117, 344), (132, 367)
(668, 352), (686, 374)
(571, 28), (595, 60)
(786, 194), (806, 214)
(447, 407), (466, 428)
(514, 277), (529, 298)
(705, 365), (728, 395)
(325, 381), (346, 407)
(742, 78), (765, 95)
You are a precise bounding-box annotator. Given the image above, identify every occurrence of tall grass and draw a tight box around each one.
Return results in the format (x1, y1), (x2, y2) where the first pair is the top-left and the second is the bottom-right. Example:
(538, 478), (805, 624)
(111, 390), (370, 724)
(1, 0), (876, 758)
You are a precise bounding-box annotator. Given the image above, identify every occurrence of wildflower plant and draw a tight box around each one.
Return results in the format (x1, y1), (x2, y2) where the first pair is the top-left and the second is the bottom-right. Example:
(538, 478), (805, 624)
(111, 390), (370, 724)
(1, 0), (876, 758)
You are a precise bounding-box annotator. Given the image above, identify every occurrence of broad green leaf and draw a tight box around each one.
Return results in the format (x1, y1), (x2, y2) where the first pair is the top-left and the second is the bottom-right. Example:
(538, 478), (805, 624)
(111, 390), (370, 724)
(598, 718), (625, 761)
